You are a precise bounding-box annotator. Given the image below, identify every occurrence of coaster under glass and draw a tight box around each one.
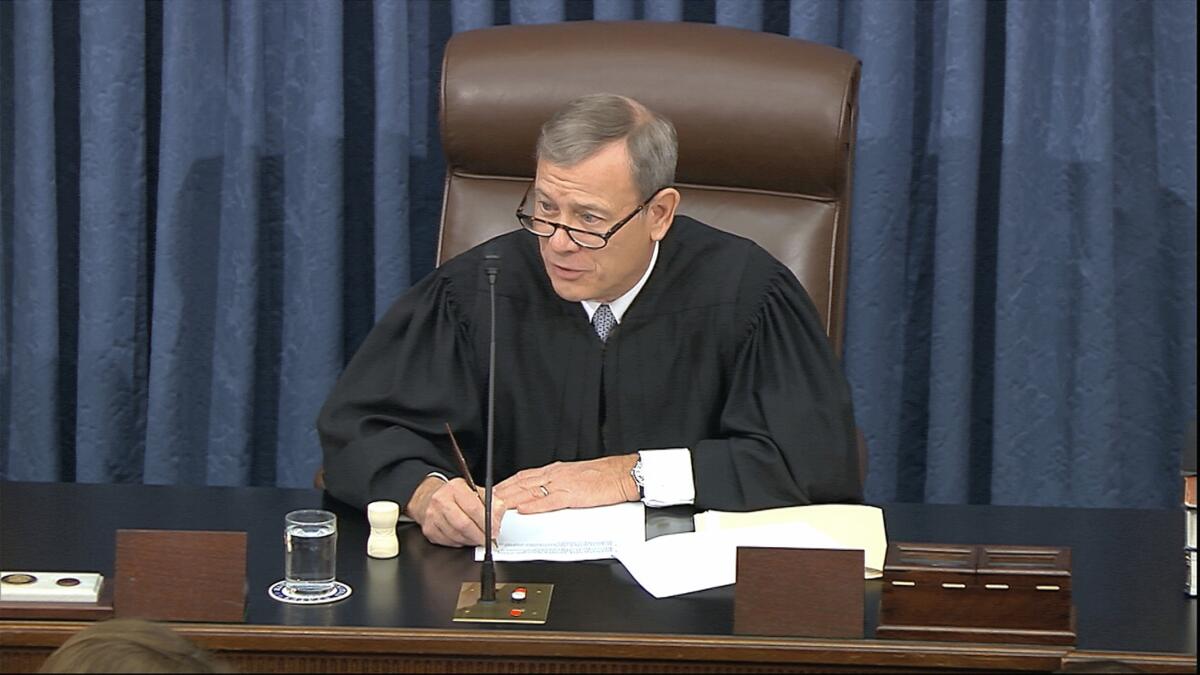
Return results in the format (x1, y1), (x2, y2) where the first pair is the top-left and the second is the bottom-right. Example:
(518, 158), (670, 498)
(268, 579), (352, 605)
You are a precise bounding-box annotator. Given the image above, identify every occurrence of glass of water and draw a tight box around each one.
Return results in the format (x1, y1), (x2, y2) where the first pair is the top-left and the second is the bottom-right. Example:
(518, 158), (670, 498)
(284, 509), (337, 597)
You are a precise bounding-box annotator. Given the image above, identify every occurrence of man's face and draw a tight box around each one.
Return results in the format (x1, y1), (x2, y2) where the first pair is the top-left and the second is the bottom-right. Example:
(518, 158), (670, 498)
(533, 141), (674, 303)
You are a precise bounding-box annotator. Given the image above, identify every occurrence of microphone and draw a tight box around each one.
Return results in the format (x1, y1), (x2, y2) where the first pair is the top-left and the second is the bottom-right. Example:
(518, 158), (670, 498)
(483, 253), (500, 283)
(452, 250), (553, 624)
(480, 253), (499, 602)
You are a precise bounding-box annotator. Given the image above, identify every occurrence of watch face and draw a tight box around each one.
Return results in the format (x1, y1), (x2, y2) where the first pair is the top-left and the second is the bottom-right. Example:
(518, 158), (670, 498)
(630, 459), (646, 499)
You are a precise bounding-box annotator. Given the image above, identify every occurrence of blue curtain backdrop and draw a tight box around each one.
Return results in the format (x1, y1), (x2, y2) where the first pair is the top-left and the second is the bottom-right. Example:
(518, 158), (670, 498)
(0, 0), (1195, 508)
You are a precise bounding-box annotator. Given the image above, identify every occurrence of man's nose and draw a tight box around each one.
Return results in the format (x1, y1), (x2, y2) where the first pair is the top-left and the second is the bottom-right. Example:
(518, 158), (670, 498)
(549, 225), (579, 253)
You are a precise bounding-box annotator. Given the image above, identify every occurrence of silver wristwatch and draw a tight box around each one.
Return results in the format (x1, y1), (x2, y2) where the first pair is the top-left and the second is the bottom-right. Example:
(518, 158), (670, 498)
(630, 456), (646, 500)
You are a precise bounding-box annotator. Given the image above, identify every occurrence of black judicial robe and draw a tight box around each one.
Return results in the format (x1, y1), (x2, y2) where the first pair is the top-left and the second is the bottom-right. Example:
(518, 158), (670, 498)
(318, 216), (862, 512)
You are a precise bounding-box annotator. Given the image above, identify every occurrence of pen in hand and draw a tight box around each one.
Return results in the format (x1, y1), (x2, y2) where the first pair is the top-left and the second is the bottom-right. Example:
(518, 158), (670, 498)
(444, 423), (498, 545)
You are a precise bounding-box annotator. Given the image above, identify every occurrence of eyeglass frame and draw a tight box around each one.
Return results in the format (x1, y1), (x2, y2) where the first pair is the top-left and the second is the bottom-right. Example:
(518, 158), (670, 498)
(515, 183), (668, 250)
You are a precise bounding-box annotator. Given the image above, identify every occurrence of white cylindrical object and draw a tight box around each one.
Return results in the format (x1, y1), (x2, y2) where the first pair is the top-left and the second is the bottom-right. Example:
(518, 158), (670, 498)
(366, 501), (400, 559)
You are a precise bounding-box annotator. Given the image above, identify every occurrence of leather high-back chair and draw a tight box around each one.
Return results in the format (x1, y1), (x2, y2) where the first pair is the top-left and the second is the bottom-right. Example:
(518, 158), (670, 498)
(438, 21), (861, 356)
(315, 22), (864, 492)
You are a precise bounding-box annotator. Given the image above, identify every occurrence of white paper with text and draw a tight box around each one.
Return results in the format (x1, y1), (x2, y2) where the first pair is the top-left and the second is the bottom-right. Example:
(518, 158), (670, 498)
(474, 502), (646, 562)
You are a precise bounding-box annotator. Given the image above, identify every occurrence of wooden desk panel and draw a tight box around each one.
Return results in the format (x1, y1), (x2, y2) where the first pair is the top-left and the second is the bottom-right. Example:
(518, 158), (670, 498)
(0, 621), (1073, 672)
(5, 622), (1195, 672)
(1, 482), (1195, 672)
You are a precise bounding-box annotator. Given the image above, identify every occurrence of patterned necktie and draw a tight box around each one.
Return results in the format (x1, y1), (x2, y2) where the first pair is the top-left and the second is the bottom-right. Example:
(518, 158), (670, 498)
(592, 304), (616, 343)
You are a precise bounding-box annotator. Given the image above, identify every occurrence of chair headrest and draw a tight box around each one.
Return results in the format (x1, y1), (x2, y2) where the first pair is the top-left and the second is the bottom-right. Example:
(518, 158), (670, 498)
(441, 21), (860, 199)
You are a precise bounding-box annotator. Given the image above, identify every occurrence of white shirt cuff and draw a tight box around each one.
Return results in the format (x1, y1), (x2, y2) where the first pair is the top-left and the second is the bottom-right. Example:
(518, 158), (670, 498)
(638, 448), (695, 507)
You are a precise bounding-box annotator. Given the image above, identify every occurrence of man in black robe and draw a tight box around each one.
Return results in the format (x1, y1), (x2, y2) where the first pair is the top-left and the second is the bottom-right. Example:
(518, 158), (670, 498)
(318, 94), (861, 547)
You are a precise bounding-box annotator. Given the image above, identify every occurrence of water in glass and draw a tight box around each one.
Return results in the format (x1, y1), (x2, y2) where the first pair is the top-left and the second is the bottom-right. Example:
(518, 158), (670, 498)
(284, 510), (337, 596)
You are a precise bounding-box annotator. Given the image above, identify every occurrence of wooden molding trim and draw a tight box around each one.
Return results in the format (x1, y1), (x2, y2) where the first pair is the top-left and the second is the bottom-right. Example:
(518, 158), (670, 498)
(5, 622), (1194, 672)
(3, 621), (1067, 671)
(1063, 650), (1199, 673)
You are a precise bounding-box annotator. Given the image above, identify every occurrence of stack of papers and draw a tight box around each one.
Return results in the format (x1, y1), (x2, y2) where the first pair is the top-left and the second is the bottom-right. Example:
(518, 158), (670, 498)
(472, 502), (887, 599)
(695, 504), (887, 575)
(617, 504), (887, 598)
(474, 502), (645, 562)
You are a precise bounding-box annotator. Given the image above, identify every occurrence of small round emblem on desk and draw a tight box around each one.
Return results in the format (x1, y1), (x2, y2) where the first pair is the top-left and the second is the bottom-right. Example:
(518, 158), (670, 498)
(56, 577), (81, 587)
(267, 580), (353, 605)
(1, 574), (37, 585)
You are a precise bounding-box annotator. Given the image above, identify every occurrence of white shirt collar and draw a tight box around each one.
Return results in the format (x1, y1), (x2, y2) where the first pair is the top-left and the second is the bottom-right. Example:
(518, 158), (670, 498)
(581, 241), (659, 324)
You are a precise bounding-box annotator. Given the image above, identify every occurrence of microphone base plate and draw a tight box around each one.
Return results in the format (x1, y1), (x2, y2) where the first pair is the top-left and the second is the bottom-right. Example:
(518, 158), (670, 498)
(452, 582), (553, 624)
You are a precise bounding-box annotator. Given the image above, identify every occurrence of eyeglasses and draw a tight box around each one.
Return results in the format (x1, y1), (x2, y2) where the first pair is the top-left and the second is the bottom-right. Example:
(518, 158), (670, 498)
(515, 185), (665, 250)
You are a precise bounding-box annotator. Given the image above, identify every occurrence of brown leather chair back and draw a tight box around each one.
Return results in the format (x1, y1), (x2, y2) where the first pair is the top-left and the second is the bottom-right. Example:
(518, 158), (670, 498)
(438, 21), (861, 356)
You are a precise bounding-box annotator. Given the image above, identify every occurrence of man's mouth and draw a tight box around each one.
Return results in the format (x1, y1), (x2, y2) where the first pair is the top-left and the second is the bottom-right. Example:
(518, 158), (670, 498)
(549, 262), (586, 280)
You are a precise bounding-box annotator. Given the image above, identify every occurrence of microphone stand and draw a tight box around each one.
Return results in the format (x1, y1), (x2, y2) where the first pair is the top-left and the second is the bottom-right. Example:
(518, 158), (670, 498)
(480, 254), (498, 602)
(453, 253), (553, 624)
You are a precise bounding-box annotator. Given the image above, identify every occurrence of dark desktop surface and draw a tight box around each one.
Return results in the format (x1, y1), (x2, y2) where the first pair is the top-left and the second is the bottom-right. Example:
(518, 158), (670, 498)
(0, 480), (1194, 658)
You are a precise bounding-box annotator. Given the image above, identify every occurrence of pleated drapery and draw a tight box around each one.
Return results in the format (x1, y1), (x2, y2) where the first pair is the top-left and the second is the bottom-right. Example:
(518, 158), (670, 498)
(1, 0), (1195, 509)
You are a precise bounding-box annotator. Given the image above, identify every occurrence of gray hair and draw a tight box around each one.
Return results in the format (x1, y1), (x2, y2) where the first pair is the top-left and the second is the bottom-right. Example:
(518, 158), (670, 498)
(536, 94), (677, 201)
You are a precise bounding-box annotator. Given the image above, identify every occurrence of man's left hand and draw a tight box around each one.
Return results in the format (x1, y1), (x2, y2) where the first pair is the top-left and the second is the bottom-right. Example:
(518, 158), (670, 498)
(494, 454), (639, 514)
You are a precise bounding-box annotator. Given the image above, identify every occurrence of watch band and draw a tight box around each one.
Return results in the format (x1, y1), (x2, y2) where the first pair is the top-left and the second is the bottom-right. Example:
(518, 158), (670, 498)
(630, 456), (646, 500)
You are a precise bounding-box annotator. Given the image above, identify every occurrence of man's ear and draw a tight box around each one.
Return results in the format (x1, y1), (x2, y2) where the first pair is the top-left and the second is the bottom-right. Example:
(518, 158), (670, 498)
(648, 188), (681, 242)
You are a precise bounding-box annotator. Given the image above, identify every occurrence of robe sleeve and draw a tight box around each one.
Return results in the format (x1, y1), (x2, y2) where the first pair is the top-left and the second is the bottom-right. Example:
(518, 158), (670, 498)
(317, 272), (483, 511)
(690, 265), (862, 510)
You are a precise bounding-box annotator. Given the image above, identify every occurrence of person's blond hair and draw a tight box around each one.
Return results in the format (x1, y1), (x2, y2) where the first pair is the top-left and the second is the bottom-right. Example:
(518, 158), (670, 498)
(39, 619), (231, 673)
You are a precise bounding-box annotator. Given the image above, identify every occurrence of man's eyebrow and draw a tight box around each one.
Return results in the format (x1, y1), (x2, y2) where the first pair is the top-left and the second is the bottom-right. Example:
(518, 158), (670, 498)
(533, 189), (611, 216)
(572, 200), (610, 215)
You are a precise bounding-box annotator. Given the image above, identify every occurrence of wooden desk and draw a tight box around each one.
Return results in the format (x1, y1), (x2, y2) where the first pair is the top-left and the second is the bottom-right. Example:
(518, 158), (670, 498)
(1, 481), (1195, 672)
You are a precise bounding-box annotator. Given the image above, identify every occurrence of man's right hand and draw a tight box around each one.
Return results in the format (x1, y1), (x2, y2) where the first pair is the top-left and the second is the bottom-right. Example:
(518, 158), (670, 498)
(405, 476), (506, 547)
